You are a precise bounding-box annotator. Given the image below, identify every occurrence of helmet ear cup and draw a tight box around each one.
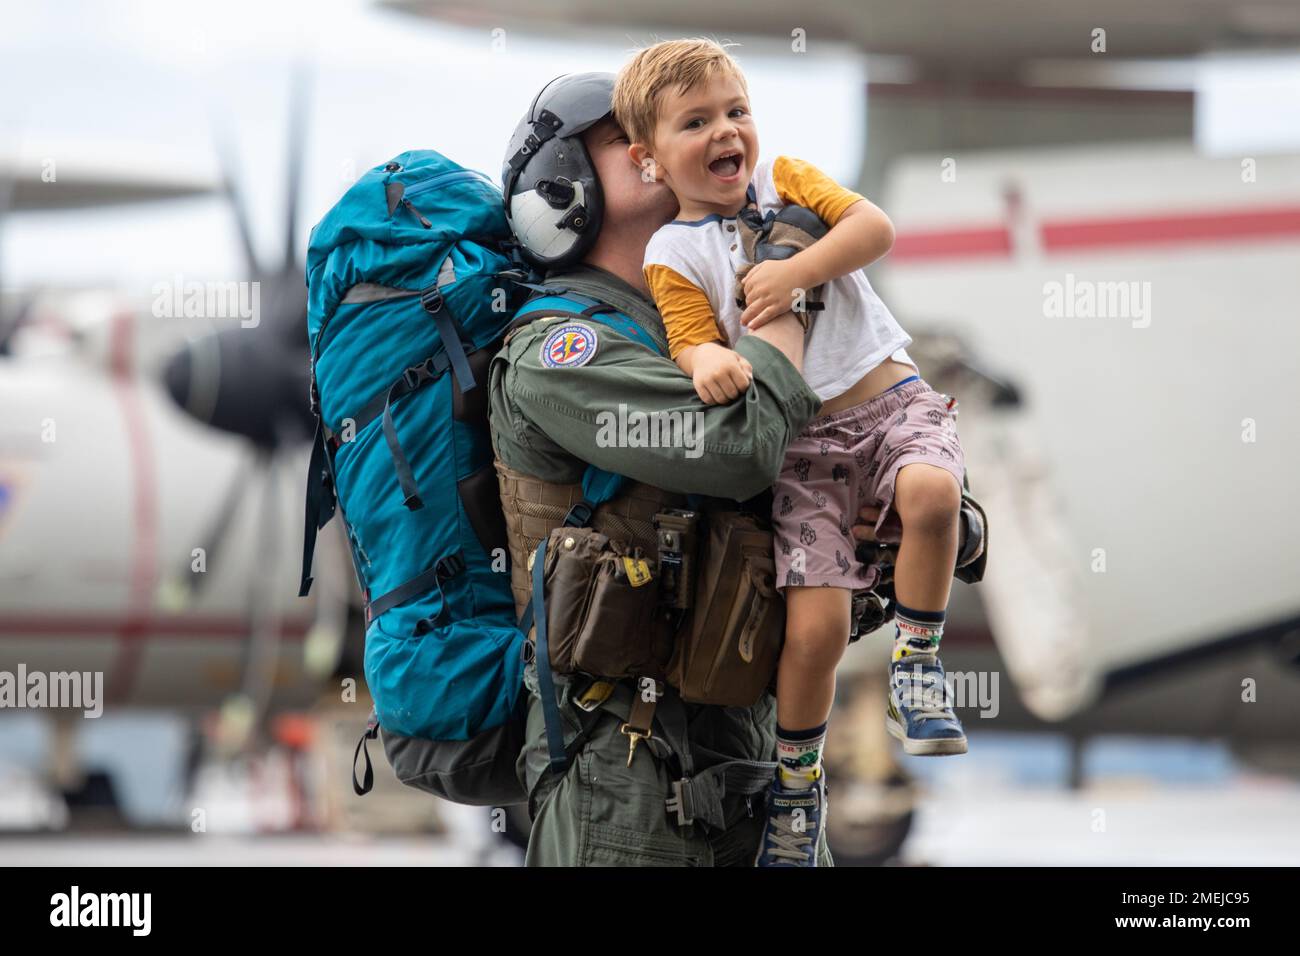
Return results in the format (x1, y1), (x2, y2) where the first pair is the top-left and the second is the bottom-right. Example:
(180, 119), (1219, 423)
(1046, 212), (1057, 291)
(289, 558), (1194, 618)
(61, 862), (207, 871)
(502, 72), (613, 271)
(509, 182), (586, 266)
(505, 134), (604, 270)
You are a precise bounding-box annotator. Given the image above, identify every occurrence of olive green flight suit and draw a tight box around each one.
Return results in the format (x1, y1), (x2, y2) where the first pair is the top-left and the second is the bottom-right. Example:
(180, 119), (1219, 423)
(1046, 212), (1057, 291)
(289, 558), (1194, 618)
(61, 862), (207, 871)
(489, 263), (833, 866)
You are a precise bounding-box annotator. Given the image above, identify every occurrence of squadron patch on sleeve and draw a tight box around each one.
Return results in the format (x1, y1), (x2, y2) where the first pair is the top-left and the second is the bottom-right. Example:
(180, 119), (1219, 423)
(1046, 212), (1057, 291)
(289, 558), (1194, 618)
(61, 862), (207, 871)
(539, 323), (599, 369)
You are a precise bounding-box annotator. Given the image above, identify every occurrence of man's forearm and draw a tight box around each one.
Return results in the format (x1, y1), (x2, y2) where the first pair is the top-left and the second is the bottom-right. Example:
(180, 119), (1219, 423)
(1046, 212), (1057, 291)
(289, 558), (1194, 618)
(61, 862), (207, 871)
(495, 317), (821, 500)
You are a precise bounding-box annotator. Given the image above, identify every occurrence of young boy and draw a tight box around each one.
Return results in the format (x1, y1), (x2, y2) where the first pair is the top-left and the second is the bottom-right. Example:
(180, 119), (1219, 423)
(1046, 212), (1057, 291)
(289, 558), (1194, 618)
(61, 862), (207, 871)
(613, 38), (969, 866)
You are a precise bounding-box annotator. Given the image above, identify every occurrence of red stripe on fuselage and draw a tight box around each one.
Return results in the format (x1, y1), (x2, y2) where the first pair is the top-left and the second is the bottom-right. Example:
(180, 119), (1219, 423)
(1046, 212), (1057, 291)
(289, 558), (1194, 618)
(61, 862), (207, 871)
(888, 204), (1300, 262)
(1040, 206), (1300, 251)
(890, 226), (1012, 261)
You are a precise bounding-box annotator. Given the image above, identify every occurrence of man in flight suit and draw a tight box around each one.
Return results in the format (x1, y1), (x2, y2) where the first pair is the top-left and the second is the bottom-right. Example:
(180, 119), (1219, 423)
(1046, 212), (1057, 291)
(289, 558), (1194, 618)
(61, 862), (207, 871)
(490, 73), (975, 866)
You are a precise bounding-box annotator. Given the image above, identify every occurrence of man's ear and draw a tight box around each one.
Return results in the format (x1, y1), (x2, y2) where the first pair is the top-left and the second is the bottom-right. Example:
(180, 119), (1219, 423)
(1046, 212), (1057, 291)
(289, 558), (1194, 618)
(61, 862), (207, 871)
(627, 142), (659, 182)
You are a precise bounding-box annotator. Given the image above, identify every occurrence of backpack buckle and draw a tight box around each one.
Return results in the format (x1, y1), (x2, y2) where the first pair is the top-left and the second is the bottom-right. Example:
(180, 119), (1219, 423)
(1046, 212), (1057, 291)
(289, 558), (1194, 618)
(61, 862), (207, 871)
(563, 501), (594, 527)
(420, 289), (444, 314)
(402, 358), (434, 390)
(435, 553), (465, 580)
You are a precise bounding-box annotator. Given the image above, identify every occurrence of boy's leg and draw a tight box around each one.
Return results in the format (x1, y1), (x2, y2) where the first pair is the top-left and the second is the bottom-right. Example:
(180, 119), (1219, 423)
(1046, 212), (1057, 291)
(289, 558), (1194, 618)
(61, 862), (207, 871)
(763, 426), (864, 865)
(775, 587), (849, 791)
(777, 587), (852, 731)
(856, 381), (969, 755)
(886, 461), (968, 755)
(753, 587), (848, 867)
(892, 462), (963, 623)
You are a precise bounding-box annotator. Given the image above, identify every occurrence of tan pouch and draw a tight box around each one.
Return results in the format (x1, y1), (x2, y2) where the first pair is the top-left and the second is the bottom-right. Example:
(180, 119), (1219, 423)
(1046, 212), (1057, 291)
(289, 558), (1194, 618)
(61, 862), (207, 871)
(668, 511), (784, 707)
(535, 527), (671, 680)
(534, 527), (607, 675)
(571, 548), (671, 680)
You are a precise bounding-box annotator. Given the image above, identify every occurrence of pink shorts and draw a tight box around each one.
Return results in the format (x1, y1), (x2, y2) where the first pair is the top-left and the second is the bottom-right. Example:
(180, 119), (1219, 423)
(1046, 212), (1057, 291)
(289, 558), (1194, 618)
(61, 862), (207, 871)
(772, 377), (965, 590)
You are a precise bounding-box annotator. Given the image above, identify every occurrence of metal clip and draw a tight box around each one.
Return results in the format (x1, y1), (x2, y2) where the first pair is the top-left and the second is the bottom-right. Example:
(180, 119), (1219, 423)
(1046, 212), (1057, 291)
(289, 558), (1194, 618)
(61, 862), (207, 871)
(621, 722), (652, 767)
(666, 778), (695, 827)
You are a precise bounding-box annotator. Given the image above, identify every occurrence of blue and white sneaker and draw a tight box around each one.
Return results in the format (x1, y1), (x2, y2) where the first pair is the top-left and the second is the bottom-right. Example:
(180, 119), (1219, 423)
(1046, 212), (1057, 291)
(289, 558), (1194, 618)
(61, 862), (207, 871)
(886, 655), (968, 756)
(754, 772), (828, 867)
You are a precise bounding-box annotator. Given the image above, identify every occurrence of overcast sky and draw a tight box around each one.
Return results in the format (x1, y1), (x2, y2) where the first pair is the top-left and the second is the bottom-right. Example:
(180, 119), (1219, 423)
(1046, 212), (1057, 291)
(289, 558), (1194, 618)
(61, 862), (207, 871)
(4, 0), (1292, 297)
(0, 0), (867, 295)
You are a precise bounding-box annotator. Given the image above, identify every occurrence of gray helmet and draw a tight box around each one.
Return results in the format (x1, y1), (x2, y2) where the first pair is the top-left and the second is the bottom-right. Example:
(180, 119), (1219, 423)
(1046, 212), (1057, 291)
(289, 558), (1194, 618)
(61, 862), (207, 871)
(502, 72), (614, 270)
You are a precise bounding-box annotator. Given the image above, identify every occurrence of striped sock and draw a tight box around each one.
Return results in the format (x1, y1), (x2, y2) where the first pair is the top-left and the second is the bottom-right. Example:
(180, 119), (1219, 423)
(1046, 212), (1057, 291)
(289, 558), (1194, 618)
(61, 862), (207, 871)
(776, 721), (828, 790)
(892, 603), (946, 663)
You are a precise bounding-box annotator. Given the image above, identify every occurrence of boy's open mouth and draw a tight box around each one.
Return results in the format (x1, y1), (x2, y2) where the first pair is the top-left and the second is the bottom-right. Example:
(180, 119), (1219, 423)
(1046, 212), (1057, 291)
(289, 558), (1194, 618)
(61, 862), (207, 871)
(708, 151), (743, 180)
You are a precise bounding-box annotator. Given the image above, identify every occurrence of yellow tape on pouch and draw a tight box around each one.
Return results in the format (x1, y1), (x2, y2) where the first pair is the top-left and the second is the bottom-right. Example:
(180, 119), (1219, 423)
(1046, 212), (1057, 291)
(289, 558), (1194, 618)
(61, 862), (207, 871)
(622, 557), (653, 587)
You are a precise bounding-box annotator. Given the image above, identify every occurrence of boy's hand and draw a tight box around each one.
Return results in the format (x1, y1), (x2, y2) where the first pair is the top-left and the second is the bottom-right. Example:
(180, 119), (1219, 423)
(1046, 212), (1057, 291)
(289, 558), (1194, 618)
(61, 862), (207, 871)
(685, 342), (753, 404)
(739, 258), (811, 330)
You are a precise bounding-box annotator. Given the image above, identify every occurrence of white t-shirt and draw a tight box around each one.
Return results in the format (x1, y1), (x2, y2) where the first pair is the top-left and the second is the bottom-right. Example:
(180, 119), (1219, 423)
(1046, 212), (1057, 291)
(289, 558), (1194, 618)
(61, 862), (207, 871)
(643, 155), (914, 401)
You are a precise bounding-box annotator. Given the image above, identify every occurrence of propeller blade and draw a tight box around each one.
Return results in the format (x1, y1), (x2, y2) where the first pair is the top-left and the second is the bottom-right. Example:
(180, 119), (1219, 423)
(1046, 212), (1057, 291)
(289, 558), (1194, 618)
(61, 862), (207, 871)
(209, 110), (260, 280)
(282, 62), (310, 276)
(0, 171), (12, 349)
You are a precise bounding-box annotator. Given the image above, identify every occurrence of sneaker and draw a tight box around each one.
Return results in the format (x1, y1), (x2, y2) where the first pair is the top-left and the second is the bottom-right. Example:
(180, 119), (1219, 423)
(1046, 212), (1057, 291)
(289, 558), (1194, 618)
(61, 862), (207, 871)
(754, 772), (828, 867)
(886, 655), (968, 756)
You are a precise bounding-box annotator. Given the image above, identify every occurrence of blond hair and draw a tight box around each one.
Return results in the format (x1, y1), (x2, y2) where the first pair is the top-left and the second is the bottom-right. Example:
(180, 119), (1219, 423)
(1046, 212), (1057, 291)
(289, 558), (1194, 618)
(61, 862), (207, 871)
(612, 37), (749, 150)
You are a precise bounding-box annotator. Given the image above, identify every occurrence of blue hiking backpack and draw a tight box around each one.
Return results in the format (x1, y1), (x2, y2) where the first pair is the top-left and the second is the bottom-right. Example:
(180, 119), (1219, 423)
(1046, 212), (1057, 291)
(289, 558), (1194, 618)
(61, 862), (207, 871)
(298, 150), (653, 806)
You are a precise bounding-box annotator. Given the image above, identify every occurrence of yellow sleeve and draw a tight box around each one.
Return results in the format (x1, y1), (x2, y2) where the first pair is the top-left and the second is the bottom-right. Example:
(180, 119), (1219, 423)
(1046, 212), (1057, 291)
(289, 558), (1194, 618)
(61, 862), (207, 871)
(771, 155), (865, 226)
(643, 263), (726, 360)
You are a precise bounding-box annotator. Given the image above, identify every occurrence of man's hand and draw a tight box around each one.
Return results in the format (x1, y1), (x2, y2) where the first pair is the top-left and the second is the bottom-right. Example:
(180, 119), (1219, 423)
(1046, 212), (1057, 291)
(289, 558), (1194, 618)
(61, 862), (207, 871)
(853, 499), (988, 585)
(739, 259), (810, 330)
(680, 341), (753, 404)
(850, 504), (883, 543)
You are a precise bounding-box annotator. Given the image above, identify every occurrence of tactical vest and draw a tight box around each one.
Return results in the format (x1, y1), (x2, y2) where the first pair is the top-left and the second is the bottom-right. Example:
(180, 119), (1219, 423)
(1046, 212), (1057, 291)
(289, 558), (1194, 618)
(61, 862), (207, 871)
(495, 459), (686, 619)
(493, 277), (792, 831)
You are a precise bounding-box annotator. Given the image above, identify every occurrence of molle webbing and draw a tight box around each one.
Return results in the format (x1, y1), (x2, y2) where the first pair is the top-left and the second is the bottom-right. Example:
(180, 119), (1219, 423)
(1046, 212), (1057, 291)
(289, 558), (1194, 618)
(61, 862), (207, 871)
(494, 460), (685, 617)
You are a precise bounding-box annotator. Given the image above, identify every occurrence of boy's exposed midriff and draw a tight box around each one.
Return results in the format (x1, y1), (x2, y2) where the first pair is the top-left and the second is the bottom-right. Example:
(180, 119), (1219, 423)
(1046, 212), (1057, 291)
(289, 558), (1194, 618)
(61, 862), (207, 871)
(817, 356), (917, 416)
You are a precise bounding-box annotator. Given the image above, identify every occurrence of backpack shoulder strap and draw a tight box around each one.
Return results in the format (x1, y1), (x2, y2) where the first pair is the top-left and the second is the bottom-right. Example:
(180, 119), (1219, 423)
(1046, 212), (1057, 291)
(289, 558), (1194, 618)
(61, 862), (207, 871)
(513, 286), (667, 358)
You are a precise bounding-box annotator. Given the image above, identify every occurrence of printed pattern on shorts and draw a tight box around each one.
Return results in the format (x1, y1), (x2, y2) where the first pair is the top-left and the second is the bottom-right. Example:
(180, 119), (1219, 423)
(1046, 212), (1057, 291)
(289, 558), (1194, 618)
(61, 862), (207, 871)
(771, 379), (966, 590)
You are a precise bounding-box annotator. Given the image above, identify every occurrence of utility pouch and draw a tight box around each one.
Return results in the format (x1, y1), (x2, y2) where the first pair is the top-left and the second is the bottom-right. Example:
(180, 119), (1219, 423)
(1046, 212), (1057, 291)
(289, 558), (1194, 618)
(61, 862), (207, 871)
(668, 510), (784, 707)
(535, 526), (671, 680)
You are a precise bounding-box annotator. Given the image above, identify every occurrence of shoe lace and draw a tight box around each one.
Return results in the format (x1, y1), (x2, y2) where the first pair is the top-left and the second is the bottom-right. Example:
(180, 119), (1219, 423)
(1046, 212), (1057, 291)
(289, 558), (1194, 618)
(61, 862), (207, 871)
(892, 660), (955, 721)
(764, 806), (818, 863)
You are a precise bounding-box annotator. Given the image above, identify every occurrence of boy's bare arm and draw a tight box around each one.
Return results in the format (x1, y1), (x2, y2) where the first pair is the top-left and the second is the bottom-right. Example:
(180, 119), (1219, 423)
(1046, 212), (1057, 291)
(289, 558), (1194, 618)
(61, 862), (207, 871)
(789, 198), (895, 289)
(749, 312), (805, 372)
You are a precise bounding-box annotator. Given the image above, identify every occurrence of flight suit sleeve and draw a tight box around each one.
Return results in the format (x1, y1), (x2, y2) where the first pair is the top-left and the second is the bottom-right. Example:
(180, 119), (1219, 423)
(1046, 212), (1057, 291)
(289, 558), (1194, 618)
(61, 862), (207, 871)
(489, 315), (821, 500)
